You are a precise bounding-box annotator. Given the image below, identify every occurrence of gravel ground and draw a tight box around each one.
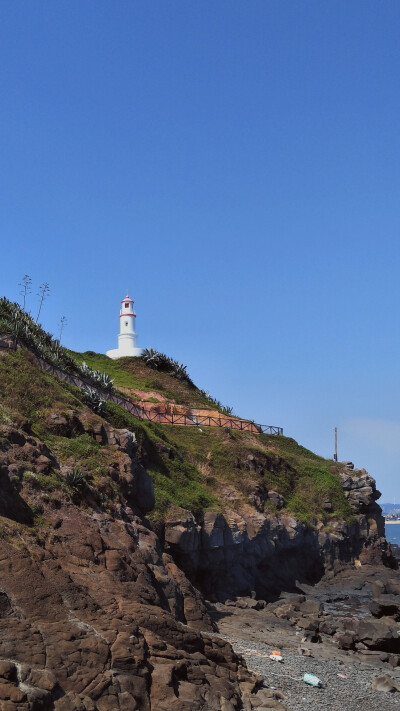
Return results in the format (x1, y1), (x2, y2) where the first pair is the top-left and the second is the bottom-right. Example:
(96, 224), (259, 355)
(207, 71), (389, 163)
(224, 635), (400, 711)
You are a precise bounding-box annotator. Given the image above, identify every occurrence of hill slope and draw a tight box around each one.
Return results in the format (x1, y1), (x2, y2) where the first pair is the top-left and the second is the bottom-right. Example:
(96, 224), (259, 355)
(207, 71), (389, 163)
(0, 311), (391, 710)
(0, 334), (387, 592)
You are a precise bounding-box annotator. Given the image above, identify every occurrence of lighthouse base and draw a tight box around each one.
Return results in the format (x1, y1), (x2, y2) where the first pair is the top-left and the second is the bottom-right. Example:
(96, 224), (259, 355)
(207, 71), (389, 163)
(106, 346), (144, 360)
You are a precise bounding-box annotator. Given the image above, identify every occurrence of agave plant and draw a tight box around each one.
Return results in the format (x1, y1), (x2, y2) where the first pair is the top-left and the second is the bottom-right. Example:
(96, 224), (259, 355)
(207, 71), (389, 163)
(142, 348), (195, 386)
(65, 468), (87, 492)
(142, 347), (161, 367)
(82, 386), (107, 416)
(221, 406), (234, 416)
(78, 361), (114, 393)
(95, 371), (114, 392)
(79, 361), (93, 377)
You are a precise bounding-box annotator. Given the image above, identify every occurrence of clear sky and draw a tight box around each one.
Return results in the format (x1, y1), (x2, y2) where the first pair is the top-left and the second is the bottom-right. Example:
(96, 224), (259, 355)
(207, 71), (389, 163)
(1, 1), (399, 501)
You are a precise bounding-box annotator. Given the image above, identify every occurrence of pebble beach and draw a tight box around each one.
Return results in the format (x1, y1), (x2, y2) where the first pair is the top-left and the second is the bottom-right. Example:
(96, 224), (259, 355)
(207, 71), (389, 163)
(224, 635), (400, 711)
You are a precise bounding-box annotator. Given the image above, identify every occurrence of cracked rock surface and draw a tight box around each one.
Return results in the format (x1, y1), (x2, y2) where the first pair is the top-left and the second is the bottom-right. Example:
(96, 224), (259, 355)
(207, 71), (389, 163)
(0, 424), (267, 711)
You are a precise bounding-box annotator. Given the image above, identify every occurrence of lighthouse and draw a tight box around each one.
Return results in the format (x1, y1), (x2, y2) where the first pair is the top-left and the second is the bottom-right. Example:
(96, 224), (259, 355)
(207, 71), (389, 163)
(106, 294), (144, 359)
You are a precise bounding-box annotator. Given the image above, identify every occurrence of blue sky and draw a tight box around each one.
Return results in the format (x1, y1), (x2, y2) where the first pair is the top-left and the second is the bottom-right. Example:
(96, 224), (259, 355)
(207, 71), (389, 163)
(1, 1), (400, 501)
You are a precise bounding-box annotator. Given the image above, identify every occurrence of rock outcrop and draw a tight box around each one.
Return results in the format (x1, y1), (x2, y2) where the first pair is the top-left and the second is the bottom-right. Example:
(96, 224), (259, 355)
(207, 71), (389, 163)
(0, 424), (270, 711)
(0, 337), (391, 709)
(164, 467), (389, 601)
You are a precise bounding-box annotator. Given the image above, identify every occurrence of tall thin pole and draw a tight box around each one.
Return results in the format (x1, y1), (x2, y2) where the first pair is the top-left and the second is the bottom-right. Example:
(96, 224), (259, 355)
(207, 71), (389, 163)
(334, 427), (338, 462)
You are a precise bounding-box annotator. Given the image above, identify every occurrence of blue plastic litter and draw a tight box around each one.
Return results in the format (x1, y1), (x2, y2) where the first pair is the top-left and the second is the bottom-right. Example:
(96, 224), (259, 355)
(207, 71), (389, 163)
(302, 673), (322, 688)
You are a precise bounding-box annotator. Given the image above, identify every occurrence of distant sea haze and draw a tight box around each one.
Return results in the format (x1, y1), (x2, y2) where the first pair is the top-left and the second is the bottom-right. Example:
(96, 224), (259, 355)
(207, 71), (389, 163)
(385, 522), (400, 545)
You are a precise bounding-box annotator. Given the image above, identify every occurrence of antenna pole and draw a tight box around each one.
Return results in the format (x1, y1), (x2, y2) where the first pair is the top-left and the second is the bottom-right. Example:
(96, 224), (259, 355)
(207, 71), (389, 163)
(334, 427), (338, 462)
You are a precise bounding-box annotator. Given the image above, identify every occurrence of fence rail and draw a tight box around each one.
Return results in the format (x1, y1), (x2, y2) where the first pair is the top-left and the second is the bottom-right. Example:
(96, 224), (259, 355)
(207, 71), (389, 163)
(39, 359), (283, 435)
(0, 336), (283, 436)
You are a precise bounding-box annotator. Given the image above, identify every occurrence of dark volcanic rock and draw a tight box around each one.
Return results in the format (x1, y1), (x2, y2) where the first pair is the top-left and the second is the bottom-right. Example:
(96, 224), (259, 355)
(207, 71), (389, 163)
(0, 424), (266, 711)
(164, 466), (388, 600)
(45, 411), (85, 437)
(369, 597), (400, 620)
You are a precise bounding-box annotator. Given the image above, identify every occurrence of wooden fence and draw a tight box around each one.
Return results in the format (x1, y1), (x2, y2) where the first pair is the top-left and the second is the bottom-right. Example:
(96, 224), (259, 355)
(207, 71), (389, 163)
(1, 336), (283, 436)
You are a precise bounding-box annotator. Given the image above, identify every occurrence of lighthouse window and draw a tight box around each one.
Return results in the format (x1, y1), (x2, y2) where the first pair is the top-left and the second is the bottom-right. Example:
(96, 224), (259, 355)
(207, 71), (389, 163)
(125, 321), (128, 326)
(125, 303), (129, 308)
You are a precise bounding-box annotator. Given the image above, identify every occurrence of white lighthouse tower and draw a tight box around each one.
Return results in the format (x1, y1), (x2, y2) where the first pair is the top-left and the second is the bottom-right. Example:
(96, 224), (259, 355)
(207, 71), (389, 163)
(106, 294), (144, 359)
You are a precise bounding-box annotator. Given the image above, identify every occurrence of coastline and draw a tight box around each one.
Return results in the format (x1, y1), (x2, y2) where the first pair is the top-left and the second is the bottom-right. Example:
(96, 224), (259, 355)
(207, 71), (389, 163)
(212, 565), (400, 711)
(385, 519), (400, 524)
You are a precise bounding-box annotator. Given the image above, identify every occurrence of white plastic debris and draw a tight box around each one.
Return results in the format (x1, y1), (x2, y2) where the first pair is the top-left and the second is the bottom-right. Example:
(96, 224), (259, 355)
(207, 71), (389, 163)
(269, 650), (283, 662)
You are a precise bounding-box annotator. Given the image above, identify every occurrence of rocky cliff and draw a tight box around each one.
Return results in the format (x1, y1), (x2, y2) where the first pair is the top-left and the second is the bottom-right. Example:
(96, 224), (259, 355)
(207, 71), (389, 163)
(0, 336), (391, 710)
(163, 466), (388, 602)
(0, 420), (273, 711)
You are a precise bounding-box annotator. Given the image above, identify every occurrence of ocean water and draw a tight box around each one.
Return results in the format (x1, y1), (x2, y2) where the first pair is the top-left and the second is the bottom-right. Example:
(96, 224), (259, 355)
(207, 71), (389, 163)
(385, 522), (400, 545)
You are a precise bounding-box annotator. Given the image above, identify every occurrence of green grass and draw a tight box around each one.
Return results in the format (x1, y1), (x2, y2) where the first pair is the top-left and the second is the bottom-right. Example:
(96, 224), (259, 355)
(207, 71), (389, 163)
(0, 350), (79, 424)
(109, 414), (346, 524)
(67, 349), (231, 410)
(104, 402), (218, 520)
(49, 433), (111, 478)
(34, 473), (62, 492)
(149, 463), (218, 521)
(0, 346), (352, 526)
(148, 425), (353, 524)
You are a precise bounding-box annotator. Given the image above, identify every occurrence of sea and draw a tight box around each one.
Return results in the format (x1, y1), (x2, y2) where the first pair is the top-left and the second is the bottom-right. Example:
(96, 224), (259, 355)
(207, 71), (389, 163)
(385, 522), (400, 546)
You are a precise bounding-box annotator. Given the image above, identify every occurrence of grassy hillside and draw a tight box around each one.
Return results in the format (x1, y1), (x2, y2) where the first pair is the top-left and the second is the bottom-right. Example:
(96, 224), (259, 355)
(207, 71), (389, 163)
(67, 349), (223, 409)
(0, 344), (352, 528)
